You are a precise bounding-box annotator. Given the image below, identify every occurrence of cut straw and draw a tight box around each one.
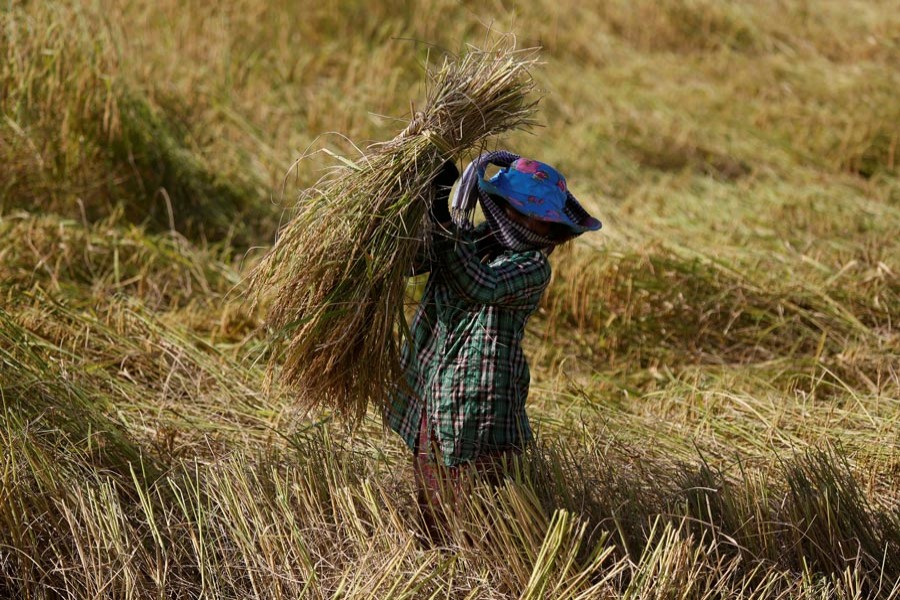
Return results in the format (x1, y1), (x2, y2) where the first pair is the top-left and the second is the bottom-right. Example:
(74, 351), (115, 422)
(251, 43), (540, 424)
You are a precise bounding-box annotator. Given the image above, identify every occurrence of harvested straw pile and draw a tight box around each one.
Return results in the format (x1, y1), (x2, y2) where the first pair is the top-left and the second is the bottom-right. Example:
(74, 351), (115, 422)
(251, 45), (539, 423)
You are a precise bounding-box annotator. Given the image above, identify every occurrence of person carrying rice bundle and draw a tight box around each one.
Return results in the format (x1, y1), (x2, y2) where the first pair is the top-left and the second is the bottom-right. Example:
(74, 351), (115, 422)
(386, 150), (602, 537)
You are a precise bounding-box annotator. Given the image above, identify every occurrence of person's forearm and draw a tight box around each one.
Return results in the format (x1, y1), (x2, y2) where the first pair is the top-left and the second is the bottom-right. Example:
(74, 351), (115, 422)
(428, 160), (457, 226)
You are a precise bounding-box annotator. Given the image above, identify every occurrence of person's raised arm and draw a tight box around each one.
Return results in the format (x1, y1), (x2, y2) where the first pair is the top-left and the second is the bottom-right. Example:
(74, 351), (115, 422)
(434, 235), (550, 308)
(408, 160), (459, 276)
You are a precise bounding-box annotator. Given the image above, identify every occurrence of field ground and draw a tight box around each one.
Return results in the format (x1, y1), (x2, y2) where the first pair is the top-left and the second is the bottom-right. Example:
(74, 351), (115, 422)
(2, 1), (899, 598)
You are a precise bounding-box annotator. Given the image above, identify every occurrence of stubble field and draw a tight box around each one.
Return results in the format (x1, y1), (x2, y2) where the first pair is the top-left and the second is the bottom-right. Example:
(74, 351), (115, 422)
(2, 1), (898, 598)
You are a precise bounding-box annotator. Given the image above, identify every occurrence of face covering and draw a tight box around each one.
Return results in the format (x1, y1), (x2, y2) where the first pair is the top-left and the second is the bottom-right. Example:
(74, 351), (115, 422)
(450, 150), (601, 252)
(450, 151), (555, 251)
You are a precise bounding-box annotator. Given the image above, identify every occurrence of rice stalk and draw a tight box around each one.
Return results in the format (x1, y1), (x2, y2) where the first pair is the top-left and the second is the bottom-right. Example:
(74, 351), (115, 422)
(250, 43), (540, 423)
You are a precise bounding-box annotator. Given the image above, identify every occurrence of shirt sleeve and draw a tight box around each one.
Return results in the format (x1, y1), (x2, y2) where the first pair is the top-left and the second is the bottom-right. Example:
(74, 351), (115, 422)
(433, 229), (551, 308)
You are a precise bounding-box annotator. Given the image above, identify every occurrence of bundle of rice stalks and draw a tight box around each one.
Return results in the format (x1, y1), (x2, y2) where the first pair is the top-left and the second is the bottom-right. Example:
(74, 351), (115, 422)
(251, 44), (539, 423)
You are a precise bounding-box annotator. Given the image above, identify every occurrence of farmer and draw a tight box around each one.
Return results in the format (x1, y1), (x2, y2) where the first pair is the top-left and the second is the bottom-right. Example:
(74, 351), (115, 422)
(387, 150), (601, 534)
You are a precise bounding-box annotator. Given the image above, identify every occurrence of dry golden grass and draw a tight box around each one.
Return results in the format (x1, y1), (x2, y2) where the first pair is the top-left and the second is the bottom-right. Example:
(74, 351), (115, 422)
(1, 0), (898, 598)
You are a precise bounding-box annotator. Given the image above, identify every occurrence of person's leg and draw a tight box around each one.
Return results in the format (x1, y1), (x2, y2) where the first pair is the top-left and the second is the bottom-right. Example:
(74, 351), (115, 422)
(413, 409), (446, 542)
(414, 414), (524, 542)
(433, 449), (522, 547)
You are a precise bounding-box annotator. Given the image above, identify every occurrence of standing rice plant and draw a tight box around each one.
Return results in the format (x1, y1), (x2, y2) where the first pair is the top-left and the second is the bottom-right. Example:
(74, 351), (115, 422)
(251, 43), (539, 423)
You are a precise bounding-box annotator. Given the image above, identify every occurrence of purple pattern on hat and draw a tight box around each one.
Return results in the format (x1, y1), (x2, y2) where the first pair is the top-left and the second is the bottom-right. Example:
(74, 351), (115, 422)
(514, 159), (541, 174)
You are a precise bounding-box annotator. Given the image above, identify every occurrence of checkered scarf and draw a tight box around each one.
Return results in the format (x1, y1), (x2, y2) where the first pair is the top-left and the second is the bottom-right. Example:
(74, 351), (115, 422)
(450, 151), (556, 252)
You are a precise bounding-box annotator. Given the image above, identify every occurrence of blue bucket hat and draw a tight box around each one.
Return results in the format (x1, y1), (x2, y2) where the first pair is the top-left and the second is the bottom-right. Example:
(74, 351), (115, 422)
(477, 158), (601, 233)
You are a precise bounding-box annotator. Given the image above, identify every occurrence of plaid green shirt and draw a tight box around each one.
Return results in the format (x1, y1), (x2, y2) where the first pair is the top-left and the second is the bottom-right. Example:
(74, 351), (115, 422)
(387, 225), (551, 466)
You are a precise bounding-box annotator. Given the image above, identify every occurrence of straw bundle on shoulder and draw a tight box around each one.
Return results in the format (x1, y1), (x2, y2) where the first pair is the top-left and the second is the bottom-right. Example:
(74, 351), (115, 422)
(251, 45), (539, 424)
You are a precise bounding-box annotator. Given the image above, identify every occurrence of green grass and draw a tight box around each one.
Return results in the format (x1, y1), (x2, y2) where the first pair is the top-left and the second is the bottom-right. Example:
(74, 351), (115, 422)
(1, 0), (898, 597)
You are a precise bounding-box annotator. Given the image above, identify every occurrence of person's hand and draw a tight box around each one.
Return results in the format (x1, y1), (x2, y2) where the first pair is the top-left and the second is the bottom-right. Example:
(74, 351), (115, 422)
(429, 160), (458, 225)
